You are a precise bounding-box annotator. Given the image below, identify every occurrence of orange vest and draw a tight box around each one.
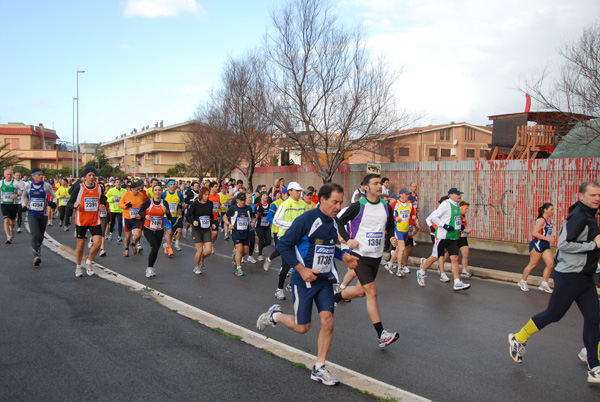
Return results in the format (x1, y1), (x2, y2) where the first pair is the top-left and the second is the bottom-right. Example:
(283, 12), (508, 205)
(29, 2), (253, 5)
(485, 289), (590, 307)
(144, 199), (166, 231)
(208, 193), (220, 220)
(74, 182), (101, 227)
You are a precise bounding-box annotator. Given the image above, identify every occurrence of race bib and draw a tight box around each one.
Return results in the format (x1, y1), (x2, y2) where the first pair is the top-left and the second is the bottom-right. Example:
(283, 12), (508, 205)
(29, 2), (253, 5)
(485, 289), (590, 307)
(260, 218), (270, 227)
(168, 202), (178, 213)
(364, 231), (384, 254)
(129, 208), (139, 218)
(113, 196), (121, 203)
(222, 202), (228, 209)
(2, 192), (13, 203)
(84, 197), (98, 212)
(199, 216), (210, 229)
(99, 209), (108, 218)
(454, 216), (462, 228)
(150, 216), (162, 230)
(59, 197), (68, 206)
(236, 217), (249, 230)
(547, 227), (553, 236)
(30, 197), (45, 211)
(313, 245), (335, 273)
(399, 210), (410, 222)
(408, 225), (414, 234)
(212, 203), (219, 213)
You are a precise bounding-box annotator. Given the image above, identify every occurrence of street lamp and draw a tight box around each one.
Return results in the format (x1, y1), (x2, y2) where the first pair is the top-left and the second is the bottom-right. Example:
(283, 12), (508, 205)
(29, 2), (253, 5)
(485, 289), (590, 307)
(76, 70), (85, 175)
(72, 97), (77, 177)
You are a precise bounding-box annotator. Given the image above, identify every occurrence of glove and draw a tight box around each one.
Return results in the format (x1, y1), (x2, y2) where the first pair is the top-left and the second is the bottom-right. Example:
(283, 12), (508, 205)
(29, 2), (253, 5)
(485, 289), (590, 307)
(22, 206), (28, 213)
(443, 224), (455, 232)
(125, 202), (133, 208)
(48, 201), (57, 209)
(429, 225), (435, 233)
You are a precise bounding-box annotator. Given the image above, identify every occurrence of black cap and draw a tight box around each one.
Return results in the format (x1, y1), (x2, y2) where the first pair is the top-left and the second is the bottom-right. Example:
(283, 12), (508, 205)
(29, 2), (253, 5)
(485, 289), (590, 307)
(448, 187), (463, 195)
(237, 193), (247, 200)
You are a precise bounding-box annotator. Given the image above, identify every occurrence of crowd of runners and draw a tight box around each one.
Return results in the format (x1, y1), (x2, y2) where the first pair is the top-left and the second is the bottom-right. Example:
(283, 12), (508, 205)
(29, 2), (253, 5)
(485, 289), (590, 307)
(1, 166), (599, 386)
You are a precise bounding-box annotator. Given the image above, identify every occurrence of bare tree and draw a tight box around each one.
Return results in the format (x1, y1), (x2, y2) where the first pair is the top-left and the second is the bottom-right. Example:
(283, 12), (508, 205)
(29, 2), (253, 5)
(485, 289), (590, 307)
(257, 0), (412, 183)
(521, 21), (600, 145)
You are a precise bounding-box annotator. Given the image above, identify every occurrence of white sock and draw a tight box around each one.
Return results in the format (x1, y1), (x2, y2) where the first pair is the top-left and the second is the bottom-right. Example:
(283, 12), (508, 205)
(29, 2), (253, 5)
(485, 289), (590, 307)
(541, 281), (548, 286)
(419, 269), (426, 275)
(314, 362), (325, 370)
(85, 259), (91, 266)
(272, 312), (280, 323)
(454, 278), (461, 285)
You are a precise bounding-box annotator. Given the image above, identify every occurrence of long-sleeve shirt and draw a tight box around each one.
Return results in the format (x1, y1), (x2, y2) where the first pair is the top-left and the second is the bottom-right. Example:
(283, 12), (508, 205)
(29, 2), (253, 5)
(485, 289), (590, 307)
(20, 181), (57, 207)
(185, 200), (217, 228)
(428, 199), (461, 240)
(272, 197), (308, 237)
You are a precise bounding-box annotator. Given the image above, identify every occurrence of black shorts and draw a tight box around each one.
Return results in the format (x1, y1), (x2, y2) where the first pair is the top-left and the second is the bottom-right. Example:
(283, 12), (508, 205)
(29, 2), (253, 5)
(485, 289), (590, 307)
(457, 237), (468, 249)
(351, 254), (381, 286)
(124, 218), (142, 233)
(76, 225), (103, 239)
(405, 237), (414, 247)
(192, 226), (212, 243)
(432, 238), (459, 258)
(1, 204), (18, 220)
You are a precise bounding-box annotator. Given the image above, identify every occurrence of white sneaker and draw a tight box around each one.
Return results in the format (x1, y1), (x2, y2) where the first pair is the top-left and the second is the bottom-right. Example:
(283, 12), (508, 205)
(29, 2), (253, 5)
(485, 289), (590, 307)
(460, 270), (472, 278)
(257, 255), (265, 261)
(578, 347), (588, 364)
(211, 248), (215, 254)
(453, 281), (471, 291)
(395, 267), (405, 277)
(384, 262), (396, 275)
(99, 249), (106, 257)
(247, 255), (257, 264)
(538, 282), (552, 293)
(275, 288), (286, 300)
(75, 266), (84, 277)
(193, 266), (202, 275)
(518, 279), (529, 292)
(146, 267), (156, 278)
(16, 227), (21, 233)
(440, 272), (450, 283)
(588, 366), (600, 383)
(201, 260), (206, 269)
(378, 329), (399, 348)
(416, 270), (426, 287)
(84, 261), (94, 276)
(263, 257), (272, 272)
(401, 265), (410, 274)
(241, 256), (246, 263)
(174, 240), (181, 251)
(47, 221), (53, 226)
(87, 238), (93, 249)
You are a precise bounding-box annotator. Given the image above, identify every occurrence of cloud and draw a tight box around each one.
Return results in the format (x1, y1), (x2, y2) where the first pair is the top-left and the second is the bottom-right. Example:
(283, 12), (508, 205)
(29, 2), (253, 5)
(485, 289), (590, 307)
(123, 0), (205, 18)
(118, 44), (133, 50)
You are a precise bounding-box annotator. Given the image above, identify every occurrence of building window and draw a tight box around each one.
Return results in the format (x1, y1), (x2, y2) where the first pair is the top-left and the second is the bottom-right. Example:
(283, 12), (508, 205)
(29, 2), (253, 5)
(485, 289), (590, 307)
(428, 148), (438, 157)
(440, 129), (451, 141)
(398, 147), (410, 156)
(464, 148), (475, 158)
(440, 148), (451, 157)
(4, 138), (20, 149)
(480, 149), (489, 158)
(465, 128), (476, 142)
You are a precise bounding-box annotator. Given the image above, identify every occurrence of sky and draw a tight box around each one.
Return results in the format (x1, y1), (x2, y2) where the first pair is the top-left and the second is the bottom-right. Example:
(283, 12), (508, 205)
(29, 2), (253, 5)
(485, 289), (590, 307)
(1, 0), (599, 145)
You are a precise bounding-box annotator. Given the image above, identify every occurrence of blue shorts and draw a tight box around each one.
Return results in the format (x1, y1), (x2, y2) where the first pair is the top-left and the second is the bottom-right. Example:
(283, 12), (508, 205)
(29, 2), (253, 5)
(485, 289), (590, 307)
(529, 239), (550, 253)
(232, 231), (249, 246)
(292, 283), (334, 325)
(395, 230), (409, 242)
(163, 217), (183, 231)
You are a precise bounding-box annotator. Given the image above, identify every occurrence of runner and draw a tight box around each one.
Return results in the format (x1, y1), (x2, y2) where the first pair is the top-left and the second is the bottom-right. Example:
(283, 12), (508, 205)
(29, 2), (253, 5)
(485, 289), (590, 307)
(272, 182), (308, 300)
(67, 166), (107, 277)
(245, 195), (258, 264)
(386, 188), (418, 277)
(186, 186), (217, 274)
(119, 180), (146, 257)
(256, 183), (358, 386)
(13, 171), (24, 233)
(416, 188), (471, 291)
(208, 181), (221, 245)
(458, 201), (472, 278)
(255, 192), (271, 261)
(303, 190), (316, 210)
(106, 178), (126, 242)
(219, 184), (230, 239)
(56, 178), (71, 230)
(183, 181), (201, 237)
(139, 184), (172, 278)
(223, 193), (255, 277)
(262, 189), (288, 271)
(161, 179), (185, 255)
(399, 207), (419, 273)
(518, 202), (556, 293)
(97, 184), (110, 257)
(508, 181), (600, 383)
(20, 168), (57, 266)
(1, 169), (19, 244)
(335, 173), (400, 347)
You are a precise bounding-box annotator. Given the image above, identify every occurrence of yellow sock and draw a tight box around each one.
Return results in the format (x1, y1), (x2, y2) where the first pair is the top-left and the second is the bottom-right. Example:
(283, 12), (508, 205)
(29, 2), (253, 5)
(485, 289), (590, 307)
(515, 319), (539, 344)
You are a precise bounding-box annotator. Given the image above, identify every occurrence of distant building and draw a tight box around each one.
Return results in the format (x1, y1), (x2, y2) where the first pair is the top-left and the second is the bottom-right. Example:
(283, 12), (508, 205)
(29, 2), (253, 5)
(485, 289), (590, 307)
(349, 122), (493, 164)
(0, 122), (79, 170)
(102, 120), (195, 178)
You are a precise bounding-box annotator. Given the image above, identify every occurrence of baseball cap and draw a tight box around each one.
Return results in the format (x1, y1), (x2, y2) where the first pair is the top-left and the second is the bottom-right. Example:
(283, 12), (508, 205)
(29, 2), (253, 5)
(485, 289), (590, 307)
(399, 188), (410, 195)
(448, 187), (463, 195)
(287, 181), (303, 191)
(236, 193), (247, 200)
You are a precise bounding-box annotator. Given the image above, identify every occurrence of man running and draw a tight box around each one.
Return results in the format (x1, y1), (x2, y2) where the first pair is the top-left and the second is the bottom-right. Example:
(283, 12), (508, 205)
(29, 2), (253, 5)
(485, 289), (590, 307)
(119, 180), (146, 257)
(208, 182), (221, 244)
(386, 188), (418, 277)
(20, 168), (57, 266)
(224, 193), (255, 276)
(162, 179), (185, 255)
(508, 181), (600, 383)
(336, 174), (400, 348)
(1, 169), (19, 244)
(13, 171), (24, 233)
(219, 184), (230, 239)
(106, 178), (126, 242)
(257, 183), (358, 386)
(67, 166), (107, 277)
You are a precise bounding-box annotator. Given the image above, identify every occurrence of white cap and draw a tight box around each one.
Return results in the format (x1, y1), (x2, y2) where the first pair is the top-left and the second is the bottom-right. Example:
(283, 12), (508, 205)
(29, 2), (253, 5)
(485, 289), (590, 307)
(287, 181), (303, 191)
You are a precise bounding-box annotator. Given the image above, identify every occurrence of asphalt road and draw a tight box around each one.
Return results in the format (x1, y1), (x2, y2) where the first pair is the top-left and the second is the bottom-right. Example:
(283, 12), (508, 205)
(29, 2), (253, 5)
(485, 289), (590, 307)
(3, 220), (600, 402)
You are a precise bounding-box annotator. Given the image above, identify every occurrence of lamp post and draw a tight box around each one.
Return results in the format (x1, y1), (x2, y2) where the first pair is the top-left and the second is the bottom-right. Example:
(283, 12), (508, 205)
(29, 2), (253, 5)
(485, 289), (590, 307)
(76, 70), (85, 176)
(72, 97), (77, 177)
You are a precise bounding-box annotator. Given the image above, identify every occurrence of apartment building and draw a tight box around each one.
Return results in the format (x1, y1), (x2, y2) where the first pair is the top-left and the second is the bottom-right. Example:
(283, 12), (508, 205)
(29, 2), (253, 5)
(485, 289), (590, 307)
(102, 121), (196, 178)
(349, 122), (492, 163)
(0, 122), (79, 170)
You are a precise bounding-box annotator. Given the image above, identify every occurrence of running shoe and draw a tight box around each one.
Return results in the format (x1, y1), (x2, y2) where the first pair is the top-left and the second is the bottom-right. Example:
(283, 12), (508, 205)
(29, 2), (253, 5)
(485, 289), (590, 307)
(247, 255), (257, 264)
(211, 248), (215, 254)
(64, 226), (69, 232)
(256, 303), (281, 331)
(137, 244), (143, 253)
(85, 261), (94, 276)
(87, 238), (93, 249)
(538, 283), (552, 293)
(440, 272), (450, 283)
(378, 329), (399, 348)
(257, 255), (265, 262)
(518, 279), (529, 292)
(285, 284), (293, 293)
(163, 243), (171, 256)
(416, 270), (426, 287)
(167, 247), (174, 257)
(145, 267), (156, 278)
(400, 265), (410, 275)
(17, 227), (22, 233)
(224, 233), (230, 240)
(453, 281), (471, 291)
(578, 347), (588, 364)
(75, 266), (84, 277)
(193, 266), (202, 275)
(131, 244), (137, 255)
(588, 366), (600, 383)
(123, 249), (129, 257)
(254, 245), (259, 254)
(5, 238), (11, 244)
(384, 262), (396, 275)
(117, 236), (123, 243)
(33, 257), (41, 266)
(460, 270), (472, 278)
(47, 221), (53, 226)
(108, 233), (113, 241)
(174, 240), (182, 251)
(182, 228), (187, 238)
(395, 267), (406, 278)
(235, 267), (244, 277)
(241, 256), (246, 263)
(311, 365), (339, 386)
(200, 260), (206, 269)
(99, 249), (106, 257)
(508, 333), (525, 363)
(263, 257), (271, 272)
(59, 222), (63, 227)
(275, 288), (286, 300)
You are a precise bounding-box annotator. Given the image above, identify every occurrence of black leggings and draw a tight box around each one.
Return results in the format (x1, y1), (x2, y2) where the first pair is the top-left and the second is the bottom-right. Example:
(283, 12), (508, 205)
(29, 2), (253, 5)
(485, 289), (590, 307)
(532, 271), (600, 368)
(110, 212), (123, 237)
(255, 225), (271, 255)
(28, 215), (47, 257)
(143, 227), (164, 268)
(278, 259), (291, 289)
